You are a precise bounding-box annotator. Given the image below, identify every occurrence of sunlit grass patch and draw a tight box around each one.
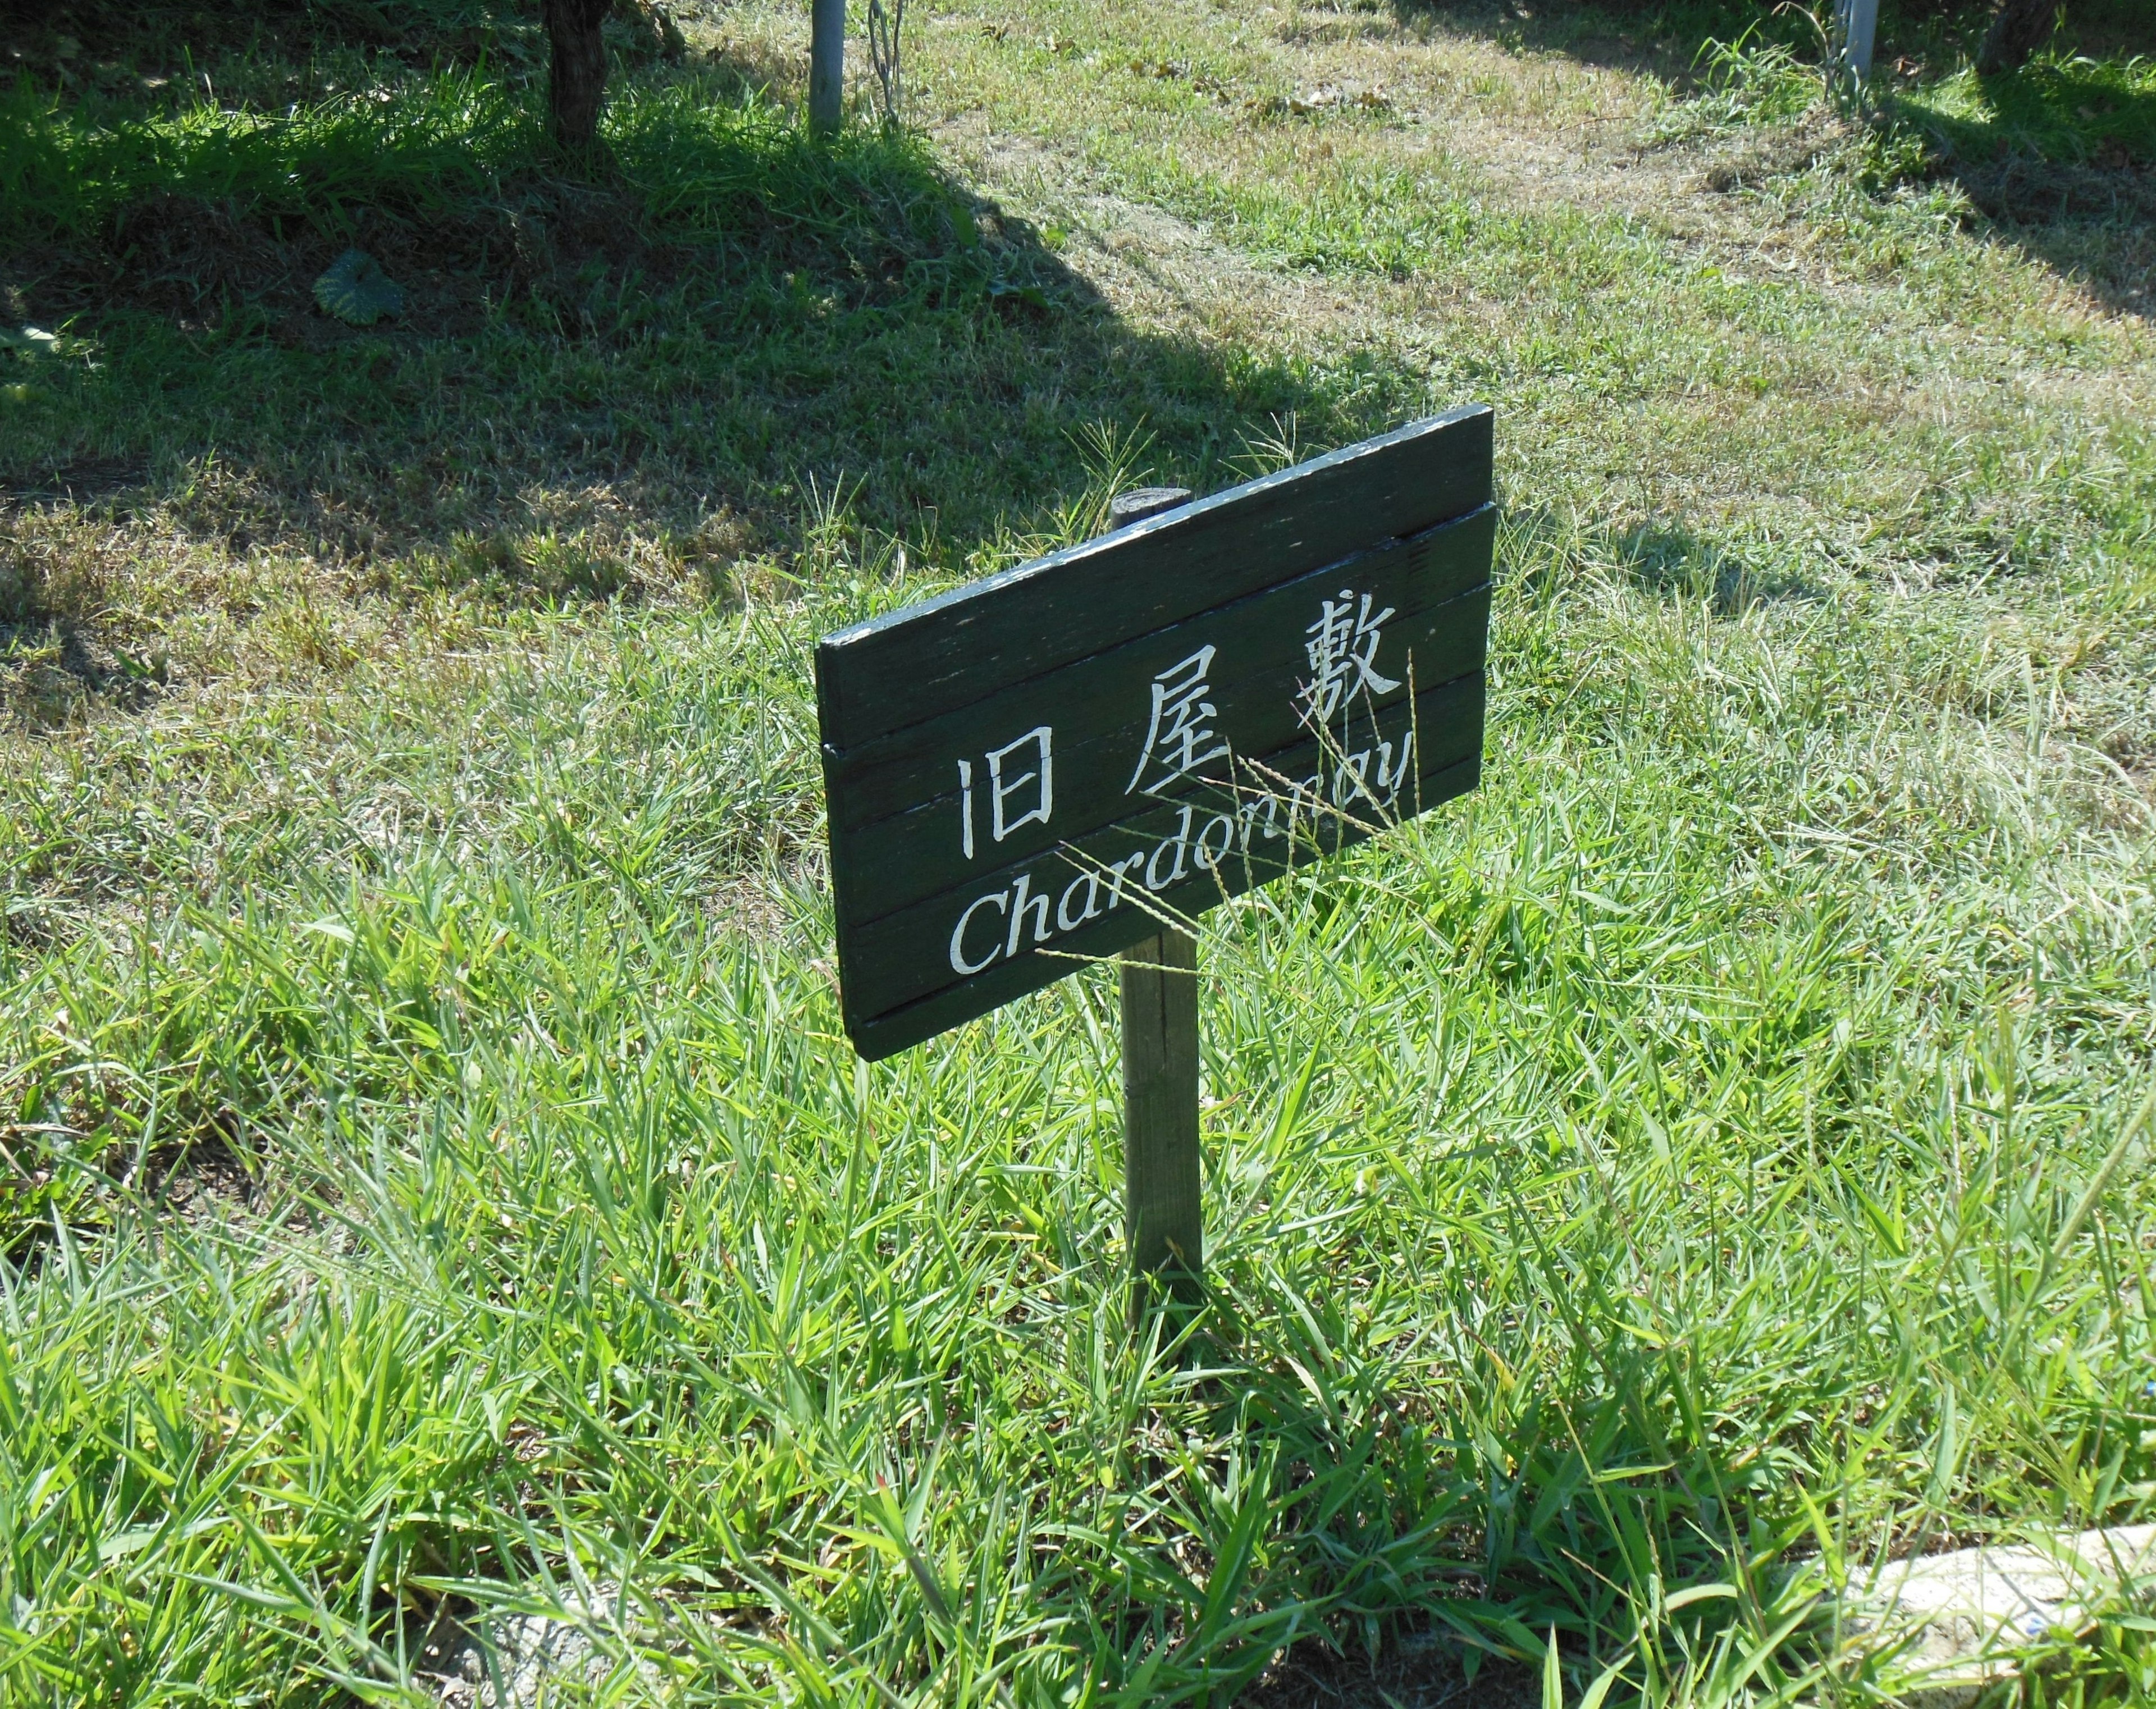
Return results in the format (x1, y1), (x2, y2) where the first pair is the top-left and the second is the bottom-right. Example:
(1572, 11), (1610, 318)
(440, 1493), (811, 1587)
(1891, 51), (2156, 167)
(0, 70), (535, 244)
(4, 459), (2152, 1699)
(1647, 30), (1828, 145)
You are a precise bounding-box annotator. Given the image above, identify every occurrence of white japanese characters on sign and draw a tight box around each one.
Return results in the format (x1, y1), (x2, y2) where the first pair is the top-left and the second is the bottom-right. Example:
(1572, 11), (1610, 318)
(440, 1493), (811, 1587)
(1299, 590), (1400, 724)
(815, 404), (1497, 1061)
(1127, 646), (1231, 797)
(956, 725), (1053, 860)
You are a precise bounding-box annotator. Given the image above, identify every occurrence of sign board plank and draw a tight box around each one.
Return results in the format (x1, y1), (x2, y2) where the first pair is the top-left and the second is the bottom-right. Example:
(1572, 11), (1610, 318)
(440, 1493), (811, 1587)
(816, 405), (1492, 751)
(816, 407), (1496, 1061)
(828, 513), (1493, 933)
(843, 696), (1483, 1061)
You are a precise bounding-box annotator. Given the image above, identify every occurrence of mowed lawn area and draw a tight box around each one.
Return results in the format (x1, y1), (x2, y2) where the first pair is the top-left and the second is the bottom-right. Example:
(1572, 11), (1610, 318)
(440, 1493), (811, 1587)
(2, 0), (2153, 1702)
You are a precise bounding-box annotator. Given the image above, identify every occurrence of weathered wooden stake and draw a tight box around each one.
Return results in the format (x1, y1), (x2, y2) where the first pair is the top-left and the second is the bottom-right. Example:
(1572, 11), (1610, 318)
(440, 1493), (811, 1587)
(809, 0), (846, 135)
(1121, 927), (1202, 1311)
(1107, 486), (1203, 1318)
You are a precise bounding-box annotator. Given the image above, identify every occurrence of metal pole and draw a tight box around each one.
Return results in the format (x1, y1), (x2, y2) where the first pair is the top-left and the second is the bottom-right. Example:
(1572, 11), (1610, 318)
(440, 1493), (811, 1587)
(809, 0), (845, 135)
(1106, 486), (1203, 1320)
(1839, 0), (1878, 80)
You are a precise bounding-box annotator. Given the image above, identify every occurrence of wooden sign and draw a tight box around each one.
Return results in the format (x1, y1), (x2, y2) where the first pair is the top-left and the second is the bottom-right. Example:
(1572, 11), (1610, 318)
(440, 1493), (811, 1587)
(816, 406), (1496, 1061)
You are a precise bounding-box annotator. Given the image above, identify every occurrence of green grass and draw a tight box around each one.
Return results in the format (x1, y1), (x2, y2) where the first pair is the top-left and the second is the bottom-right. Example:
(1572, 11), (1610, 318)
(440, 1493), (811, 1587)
(3, 0), (2155, 1703)
(1890, 51), (2156, 166)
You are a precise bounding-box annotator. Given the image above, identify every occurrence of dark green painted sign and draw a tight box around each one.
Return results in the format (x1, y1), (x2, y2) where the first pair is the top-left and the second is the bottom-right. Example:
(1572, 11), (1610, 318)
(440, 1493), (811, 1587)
(816, 406), (1496, 1060)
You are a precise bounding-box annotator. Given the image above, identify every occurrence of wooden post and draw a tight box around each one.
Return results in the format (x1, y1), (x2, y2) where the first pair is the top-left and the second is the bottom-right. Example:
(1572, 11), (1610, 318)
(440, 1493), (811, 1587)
(1107, 486), (1203, 1317)
(809, 0), (846, 135)
(1121, 926), (1202, 1310)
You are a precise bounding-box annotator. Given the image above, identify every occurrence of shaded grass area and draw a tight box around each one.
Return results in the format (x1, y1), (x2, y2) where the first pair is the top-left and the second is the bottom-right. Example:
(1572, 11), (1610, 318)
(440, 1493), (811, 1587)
(1872, 52), (2156, 308)
(0, 66), (1098, 496)
(0, 43), (1388, 734)
(2, 0), (2155, 1702)
(1, 0), (557, 83)
(1389, 0), (2152, 92)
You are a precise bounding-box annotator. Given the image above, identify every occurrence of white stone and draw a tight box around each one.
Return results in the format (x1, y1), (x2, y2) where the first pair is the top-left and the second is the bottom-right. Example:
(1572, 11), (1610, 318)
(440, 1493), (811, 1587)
(1850, 1524), (2156, 1706)
(418, 1588), (651, 1709)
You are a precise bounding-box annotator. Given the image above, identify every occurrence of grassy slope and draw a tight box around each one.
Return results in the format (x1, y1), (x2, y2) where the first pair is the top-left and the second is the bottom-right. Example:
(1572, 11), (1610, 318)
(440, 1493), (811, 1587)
(2, 0), (2154, 1703)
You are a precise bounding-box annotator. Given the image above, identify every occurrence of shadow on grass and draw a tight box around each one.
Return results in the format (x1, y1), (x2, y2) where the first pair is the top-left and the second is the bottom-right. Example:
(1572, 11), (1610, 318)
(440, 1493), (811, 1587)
(0, 0), (561, 83)
(1387, 0), (2146, 91)
(1384, 0), (2153, 315)
(1499, 507), (1824, 619)
(1240, 1635), (1540, 1708)
(1874, 54), (2156, 317)
(1615, 520), (1822, 615)
(1385, 0), (1825, 89)
(0, 55), (1436, 636)
(0, 498), (168, 729)
(1950, 58), (2156, 164)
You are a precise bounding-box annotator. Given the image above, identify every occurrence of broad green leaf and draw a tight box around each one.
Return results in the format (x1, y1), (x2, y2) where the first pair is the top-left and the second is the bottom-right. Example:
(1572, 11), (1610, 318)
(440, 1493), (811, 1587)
(313, 249), (405, 326)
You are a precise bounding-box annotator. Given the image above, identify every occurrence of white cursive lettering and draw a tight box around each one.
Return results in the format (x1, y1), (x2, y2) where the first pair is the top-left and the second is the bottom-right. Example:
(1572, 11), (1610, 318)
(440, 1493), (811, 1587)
(1146, 805), (1195, 891)
(1057, 869), (1103, 931)
(1193, 812), (1236, 871)
(1006, 870), (1053, 958)
(948, 890), (1008, 975)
